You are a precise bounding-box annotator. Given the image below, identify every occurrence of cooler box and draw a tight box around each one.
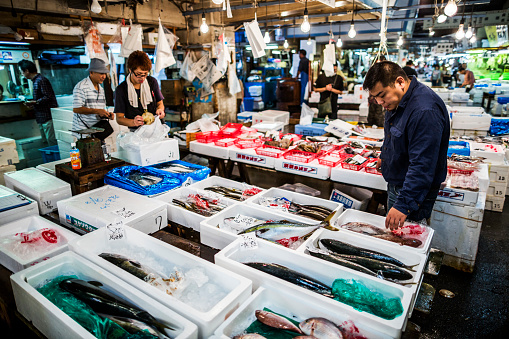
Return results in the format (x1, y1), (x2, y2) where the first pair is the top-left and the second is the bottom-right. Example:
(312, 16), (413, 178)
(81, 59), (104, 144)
(295, 123), (328, 136)
(117, 138), (179, 166)
(0, 136), (19, 166)
(0, 185), (39, 226)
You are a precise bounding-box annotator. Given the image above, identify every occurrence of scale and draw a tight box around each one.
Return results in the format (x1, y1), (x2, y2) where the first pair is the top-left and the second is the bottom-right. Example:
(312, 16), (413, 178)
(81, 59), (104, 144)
(72, 127), (105, 167)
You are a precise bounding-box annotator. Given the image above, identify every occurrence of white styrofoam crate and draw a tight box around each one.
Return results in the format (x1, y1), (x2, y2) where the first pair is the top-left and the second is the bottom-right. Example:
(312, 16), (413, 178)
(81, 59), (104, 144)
(485, 195), (505, 212)
(214, 286), (391, 339)
(50, 107), (74, 122)
(450, 129), (487, 137)
(188, 176), (264, 203)
(228, 146), (275, 169)
(0, 216), (78, 272)
(155, 186), (237, 231)
(296, 227), (427, 318)
(330, 185), (373, 211)
(437, 163), (489, 206)
(0, 164), (16, 185)
(0, 136), (19, 166)
(55, 130), (77, 144)
(57, 185), (167, 234)
(471, 143), (506, 164)
(250, 121), (285, 133)
(247, 187), (343, 221)
(253, 110), (290, 126)
(448, 106), (485, 114)
(214, 237), (413, 339)
(450, 92), (470, 102)
(488, 160), (509, 183)
(57, 140), (72, 155)
(11, 252), (198, 339)
(199, 203), (336, 250)
(330, 166), (388, 191)
(69, 226), (252, 337)
(36, 158), (70, 176)
(4, 168), (72, 215)
(333, 209), (434, 255)
(52, 119), (73, 132)
(436, 91), (450, 101)
(451, 113), (491, 131)
(274, 158), (331, 180)
(0, 185), (39, 225)
(359, 102), (369, 117)
(117, 138), (179, 166)
(487, 181), (507, 197)
(189, 141), (232, 160)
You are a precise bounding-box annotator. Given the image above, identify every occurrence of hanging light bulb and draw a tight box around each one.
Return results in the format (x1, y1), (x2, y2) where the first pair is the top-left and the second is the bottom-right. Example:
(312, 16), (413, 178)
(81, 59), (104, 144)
(307, 37), (312, 45)
(284, 39), (289, 49)
(337, 38), (343, 48)
(200, 13), (209, 34)
(444, 0), (458, 17)
(429, 27), (435, 36)
(397, 35), (404, 47)
(211, 0), (224, 4)
(301, 4), (310, 33)
(264, 31), (271, 43)
(91, 0), (102, 14)
(437, 7), (447, 23)
(465, 26), (473, 39)
(469, 33), (476, 44)
(348, 0), (356, 38)
(455, 23), (465, 40)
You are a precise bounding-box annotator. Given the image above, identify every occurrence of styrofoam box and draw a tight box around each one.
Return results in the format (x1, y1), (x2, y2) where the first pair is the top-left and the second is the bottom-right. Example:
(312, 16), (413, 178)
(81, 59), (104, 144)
(0, 164), (16, 185)
(55, 130), (77, 144)
(214, 286), (391, 339)
(253, 110), (290, 126)
(228, 146), (275, 169)
(247, 187), (344, 221)
(117, 138), (179, 166)
(69, 226), (252, 337)
(333, 209), (434, 255)
(437, 163), (489, 206)
(450, 129), (487, 137)
(0, 216), (78, 272)
(359, 102), (369, 117)
(0, 136), (20, 166)
(487, 181), (507, 197)
(52, 119), (73, 132)
(36, 158), (70, 176)
(470, 142), (506, 164)
(199, 203), (336, 250)
(4, 168), (72, 215)
(488, 160), (509, 183)
(0, 185), (39, 226)
(214, 237), (413, 339)
(50, 107), (74, 121)
(57, 185), (167, 234)
(189, 140), (231, 160)
(250, 121), (285, 133)
(274, 158), (331, 180)
(485, 195), (505, 212)
(451, 113), (492, 131)
(448, 106), (485, 114)
(155, 186), (237, 231)
(435, 91), (450, 101)
(331, 166), (388, 191)
(431, 192), (486, 268)
(11, 252), (198, 339)
(296, 228), (427, 318)
(451, 92), (470, 102)
(330, 184), (373, 211)
(188, 176), (265, 204)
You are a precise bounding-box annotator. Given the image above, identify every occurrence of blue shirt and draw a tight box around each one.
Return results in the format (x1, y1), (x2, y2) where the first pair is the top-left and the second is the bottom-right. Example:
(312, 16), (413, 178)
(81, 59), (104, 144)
(381, 77), (450, 215)
(32, 74), (58, 124)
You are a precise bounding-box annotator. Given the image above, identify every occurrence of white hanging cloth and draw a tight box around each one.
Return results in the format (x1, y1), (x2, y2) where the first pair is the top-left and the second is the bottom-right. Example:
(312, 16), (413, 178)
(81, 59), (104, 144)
(322, 42), (336, 77)
(108, 49), (118, 91)
(244, 20), (267, 58)
(226, 0), (233, 18)
(120, 23), (143, 58)
(155, 19), (177, 73)
(228, 63), (241, 96)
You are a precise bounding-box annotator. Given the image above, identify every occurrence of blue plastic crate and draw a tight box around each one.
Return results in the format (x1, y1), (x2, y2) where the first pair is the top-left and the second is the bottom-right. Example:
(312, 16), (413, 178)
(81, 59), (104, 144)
(294, 123), (327, 136)
(244, 97), (254, 111)
(38, 145), (61, 163)
(448, 141), (470, 157)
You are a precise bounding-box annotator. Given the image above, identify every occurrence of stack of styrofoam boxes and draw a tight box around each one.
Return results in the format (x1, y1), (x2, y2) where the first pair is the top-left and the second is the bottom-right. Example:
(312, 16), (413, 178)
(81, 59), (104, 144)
(449, 106), (490, 137)
(252, 110), (290, 126)
(359, 102), (368, 123)
(353, 84), (367, 102)
(471, 143), (507, 212)
(0, 136), (19, 185)
(434, 88), (451, 102)
(15, 137), (45, 169)
(50, 107), (75, 160)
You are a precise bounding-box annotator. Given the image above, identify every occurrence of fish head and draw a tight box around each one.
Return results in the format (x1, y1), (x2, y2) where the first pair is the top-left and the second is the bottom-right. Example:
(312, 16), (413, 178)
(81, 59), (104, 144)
(59, 279), (101, 298)
(299, 318), (316, 335)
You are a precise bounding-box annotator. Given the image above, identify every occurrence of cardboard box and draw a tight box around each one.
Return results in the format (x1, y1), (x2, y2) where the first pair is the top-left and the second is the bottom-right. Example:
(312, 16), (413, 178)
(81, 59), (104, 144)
(4, 168), (72, 215)
(330, 183), (373, 210)
(274, 158), (331, 180)
(0, 164), (16, 185)
(117, 138), (179, 166)
(0, 136), (20, 166)
(0, 185), (39, 226)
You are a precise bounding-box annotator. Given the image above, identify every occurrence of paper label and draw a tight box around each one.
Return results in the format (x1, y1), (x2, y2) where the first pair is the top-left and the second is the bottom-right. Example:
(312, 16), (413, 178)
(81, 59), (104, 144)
(233, 214), (258, 228)
(352, 154), (367, 164)
(106, 220), (126, 242)
(182, 177), (194, 187)
(113, 207), (136, 218)
(239, 233), (258, 250)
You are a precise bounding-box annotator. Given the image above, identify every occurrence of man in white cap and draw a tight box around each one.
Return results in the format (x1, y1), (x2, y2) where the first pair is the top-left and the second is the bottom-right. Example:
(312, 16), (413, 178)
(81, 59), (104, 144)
(72, 58), (114, 138)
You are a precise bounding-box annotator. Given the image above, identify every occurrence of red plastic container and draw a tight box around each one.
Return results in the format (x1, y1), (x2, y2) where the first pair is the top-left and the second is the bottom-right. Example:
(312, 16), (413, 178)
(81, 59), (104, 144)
(317, 154), (343, 167)
(340, 157), (366, 171)
(283, 150), (317, 163)
(364, 159), (382, 175)
(214, 138), (237, 147)
(234, 139), (263, 149)
(255, 145), (288, 158)
(220, 123), (243, 137)
(196, 131), (221, 143)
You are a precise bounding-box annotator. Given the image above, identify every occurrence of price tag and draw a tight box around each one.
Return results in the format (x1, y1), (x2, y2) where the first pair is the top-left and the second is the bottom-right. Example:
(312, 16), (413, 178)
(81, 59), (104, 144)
(233, 214), (258, 227)
(106, 220), (126, 242)
(352, 154), (367, 164)
(182, 177), (194, 187)
(239, 233), (258, 251)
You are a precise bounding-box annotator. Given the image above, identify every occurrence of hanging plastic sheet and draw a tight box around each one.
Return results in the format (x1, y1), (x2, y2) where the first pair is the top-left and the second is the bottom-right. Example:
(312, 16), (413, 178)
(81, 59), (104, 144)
(155, 19), (178, 73)
(83, 22), (108, 64)
(119, 22), (143, 58)
(228, 63), (242, 96)
(108, 49), (118, 91)
(244, 20), (267, 58)
(217, 34), (231, 74)
(192, 54), (223, 90)
(149, 160), (211, 186)
(226, 0), (233, 18)
(105, 166), (181, 196)
(180, 51), (197, 82)
(322, 42), (336, 77)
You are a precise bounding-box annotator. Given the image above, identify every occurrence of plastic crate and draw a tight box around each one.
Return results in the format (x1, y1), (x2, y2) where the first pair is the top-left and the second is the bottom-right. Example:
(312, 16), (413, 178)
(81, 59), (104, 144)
(447, 140), (470, 157)
(196, 131), (221, 143)
(244, 97), (254, 111)
(282, 149), (317, 163)
(234, 139), (263, 149)
(220, 123), (243, 137)
(341, 158), (366, 171)
(317, 154), (343, 167)
(255, 145), (288, 158)
(294, 123), (327, 137)
(38, 145), (61, 163)
(215, 138), (237, 147)
(364, 159), (382, 175)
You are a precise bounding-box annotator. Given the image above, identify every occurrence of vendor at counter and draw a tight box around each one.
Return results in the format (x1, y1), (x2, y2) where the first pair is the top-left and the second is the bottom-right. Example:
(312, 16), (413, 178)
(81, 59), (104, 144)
(313, 64), (344, 119)
(114, 51), (165, 131)
(363, 61), (450, 230)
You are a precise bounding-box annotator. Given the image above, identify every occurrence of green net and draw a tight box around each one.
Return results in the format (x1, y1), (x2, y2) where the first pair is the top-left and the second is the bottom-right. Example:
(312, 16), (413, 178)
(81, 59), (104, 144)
(332, 278), (403, 320)
(37, 275), (158, 339)
(240, 308), (302, 339)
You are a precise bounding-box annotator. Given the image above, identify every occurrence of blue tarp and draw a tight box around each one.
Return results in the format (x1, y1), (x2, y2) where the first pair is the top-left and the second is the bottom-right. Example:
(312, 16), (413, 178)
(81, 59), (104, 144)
(148, 160), (210, 186)
(104, 166), (181, 196)
(489, 117), (509, 136)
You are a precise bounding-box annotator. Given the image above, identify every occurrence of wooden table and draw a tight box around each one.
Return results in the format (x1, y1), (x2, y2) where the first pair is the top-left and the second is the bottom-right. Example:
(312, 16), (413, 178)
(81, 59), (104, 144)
(55, 158), (126, 195)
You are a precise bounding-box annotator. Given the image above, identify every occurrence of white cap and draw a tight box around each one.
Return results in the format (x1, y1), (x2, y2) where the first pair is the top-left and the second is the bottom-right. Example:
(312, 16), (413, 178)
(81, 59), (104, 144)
(71, 143), (76, 147)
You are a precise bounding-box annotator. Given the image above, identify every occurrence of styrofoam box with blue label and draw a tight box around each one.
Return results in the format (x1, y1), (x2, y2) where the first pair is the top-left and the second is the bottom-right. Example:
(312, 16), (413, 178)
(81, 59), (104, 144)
(155, 186), (237, 231)
(57, 185), (167, 234)
(199, 203), (335, 250)
(188, 176), (265, 203)
(229, 146), (275, 169)
(69, 226), (252, 338)
(0, 216), (78, 273)
(214, 237), (413, 339)
(189, 140), (231, 159)
(330, 184), (373, 211)
(296, 228), (427, 318)
(0, 185), (39, 226)
(247, 187), (343, 221)
(295, 123), (327, 136)
(333, 209), (434, 255)
(11, 252), (198, 339)
(330, 167), (388, 191)
(4, 168), (72, 215)
(431, 192), (486, 272)
(275, 158), (331, 180)
(117, 138), (179, 166)
(214, 286), (391, 339)
(237, 111), (255, 122)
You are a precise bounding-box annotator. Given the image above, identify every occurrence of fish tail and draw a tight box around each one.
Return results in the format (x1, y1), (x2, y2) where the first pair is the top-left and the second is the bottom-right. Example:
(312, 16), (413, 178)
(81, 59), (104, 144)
(320, 211), (337, 229)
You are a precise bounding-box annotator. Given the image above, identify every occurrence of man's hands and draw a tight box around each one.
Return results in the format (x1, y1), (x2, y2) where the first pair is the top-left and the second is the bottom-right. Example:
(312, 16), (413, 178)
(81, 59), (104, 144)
(133, 115), (144, 127)
(326, 84), (333, 91)
(376, 158), (382, 172)
(97, 109), (114, 119)
(385, 207), (407, 230)
(155, 108), (165, 119)
(24, 100), (36, 107)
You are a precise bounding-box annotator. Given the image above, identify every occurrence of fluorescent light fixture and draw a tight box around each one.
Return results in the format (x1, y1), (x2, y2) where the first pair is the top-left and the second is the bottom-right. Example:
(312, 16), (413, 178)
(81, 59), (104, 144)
(272, 50), (281, 55)
(291, 49), (296, 53)
(246, 46), (252, 51)
(0, 41), (30, 45)
(266, 44), (280, 49)
(281, 11), (290, 17)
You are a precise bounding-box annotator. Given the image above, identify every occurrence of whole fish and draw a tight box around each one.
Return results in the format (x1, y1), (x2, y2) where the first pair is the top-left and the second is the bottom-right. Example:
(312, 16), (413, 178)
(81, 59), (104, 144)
(373, 234), (422, 248)
(99, 253), (165, 282)
(329, 253), (414, 281)
(233, 334), (267, 339)
(255, 310), (302, 333)
(59, 279), (176, 335)
(319, 239), (415, 269)
(97, 313), (167, 338)
(299, 317), (344, 339)
(294, 336), (319, 339)
(340, 222), (422, 248)
(306, 247), (378, 278)
(244, 262), (333, 298)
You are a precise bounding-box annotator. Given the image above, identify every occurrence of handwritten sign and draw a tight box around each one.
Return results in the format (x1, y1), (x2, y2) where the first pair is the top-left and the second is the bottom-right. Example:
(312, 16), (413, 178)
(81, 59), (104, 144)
(182, 177), (194, 187)
(106, 220), (126, 242)
(239, 233), (258, 251)
(114, 207), (136, 218)
(234, 214), (258, 228)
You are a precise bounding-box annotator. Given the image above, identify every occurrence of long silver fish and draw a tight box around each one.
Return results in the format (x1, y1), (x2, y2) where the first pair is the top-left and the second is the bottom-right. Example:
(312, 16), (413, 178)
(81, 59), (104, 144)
(98, 313), (170, 338)
(255, 310), (302, 333)
(299, 317), (344, 339)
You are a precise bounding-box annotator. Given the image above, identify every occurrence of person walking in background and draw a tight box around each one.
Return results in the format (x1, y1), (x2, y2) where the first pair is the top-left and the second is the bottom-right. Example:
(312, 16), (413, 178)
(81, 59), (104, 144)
(18, 59), (58, 146)
(431, 65), (443, 87)
(296, 49), (309, 105)
(314, 64), (344, 119)
(459, 66), (475, 92)
(402, 60), (418, 78)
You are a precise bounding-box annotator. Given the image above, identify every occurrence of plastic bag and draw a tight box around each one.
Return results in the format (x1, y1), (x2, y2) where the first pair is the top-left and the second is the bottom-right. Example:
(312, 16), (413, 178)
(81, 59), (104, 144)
(104, 166), (181, 196)
(216, 34), (231, 74)
(322, 42), (336, 77)
(300, 103), (314, 126)
(117, 116), (170, 148)
(119, 22), (143, 58)
(150, 160), (211, 186)
(180, 51), (197, 82)
(185, 112), (220, 132)
(83, 22), (108, 64)
(0, 228), (68, 261)
(155, 19), (178, 73)
(228, 63), (241, 96)
(244, 20), (267, 58)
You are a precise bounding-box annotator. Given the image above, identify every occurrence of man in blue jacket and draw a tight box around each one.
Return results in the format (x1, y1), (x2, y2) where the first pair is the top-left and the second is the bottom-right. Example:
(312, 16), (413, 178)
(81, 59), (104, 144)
(363, 61), (450, 230)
